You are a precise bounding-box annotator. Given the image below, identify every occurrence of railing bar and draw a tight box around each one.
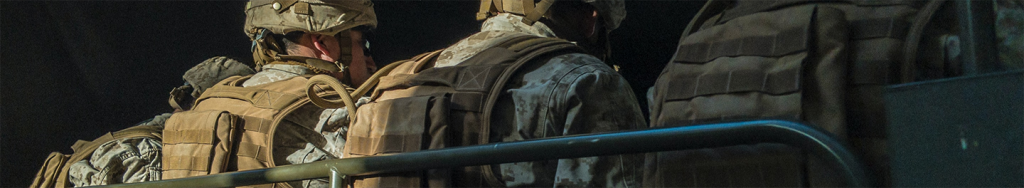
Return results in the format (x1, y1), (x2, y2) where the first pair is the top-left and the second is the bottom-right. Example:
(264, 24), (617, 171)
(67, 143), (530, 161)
(90, 119), (869, 187)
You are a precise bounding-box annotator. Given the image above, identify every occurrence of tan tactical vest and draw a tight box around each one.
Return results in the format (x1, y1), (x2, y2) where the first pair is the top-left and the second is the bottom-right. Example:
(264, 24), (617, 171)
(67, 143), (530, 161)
(344, 35), (582, 187)
(161, 75), (338, 188)
(31, 125), (163, 188)
(648, 0), (950, 187)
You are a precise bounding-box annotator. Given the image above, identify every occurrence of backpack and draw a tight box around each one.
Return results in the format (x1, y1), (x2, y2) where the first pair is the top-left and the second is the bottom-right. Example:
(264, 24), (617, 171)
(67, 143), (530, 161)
(160, 74), (340, 188)
(30, 125), (163, 188)
(343, 35), (582, 187)
(647, 0), (950, 187)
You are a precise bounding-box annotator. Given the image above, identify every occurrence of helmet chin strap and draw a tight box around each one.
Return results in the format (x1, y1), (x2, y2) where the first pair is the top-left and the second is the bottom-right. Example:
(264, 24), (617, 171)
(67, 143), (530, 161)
(250, 27), (355, 76)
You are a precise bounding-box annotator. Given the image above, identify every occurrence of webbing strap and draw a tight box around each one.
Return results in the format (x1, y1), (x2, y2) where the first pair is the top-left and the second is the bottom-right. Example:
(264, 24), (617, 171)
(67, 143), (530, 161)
(345, 134), (423, 156)
(478, 0), (495, 20)
(901, 0), (946, 83)
(718, 0), (923, 23)
(718, 0), (809, 24)
(674, 27), (809, 63)
(163, 156), (212, 171)
(237, 142), (271, 162)
(162, 130), (215, 144)
(241, 116), (274, 134)
(851, 18), (911, 40)
(493, 0), (505, 15)
(524, 0), (555, 25)
(477, 36), (582, 186)
(666, 66), (803, 101)
(199, 86), (304, 110)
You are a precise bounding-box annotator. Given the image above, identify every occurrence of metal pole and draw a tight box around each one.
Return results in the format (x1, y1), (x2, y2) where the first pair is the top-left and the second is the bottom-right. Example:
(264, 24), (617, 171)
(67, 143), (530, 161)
(91, 120), (869, 187)
(330, 168), (343, 188)
(955, 0), (999, 75)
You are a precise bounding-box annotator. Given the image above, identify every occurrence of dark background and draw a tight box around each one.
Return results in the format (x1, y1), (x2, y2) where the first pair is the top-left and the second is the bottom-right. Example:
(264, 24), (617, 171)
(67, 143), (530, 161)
(0, 1), (702, 187)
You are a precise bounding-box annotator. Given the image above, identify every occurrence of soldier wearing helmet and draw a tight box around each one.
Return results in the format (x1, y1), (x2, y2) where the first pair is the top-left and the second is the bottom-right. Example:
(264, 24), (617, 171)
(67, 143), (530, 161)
(471, 1), (643, 187)
(158, 0), (378, 187)
(245, 0), (378, 86)
(344, 0), (643, 187)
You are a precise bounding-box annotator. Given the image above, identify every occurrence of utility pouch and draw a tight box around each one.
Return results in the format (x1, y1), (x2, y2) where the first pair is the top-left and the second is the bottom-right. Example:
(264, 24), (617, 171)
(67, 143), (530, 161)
(162, 110), (241, 179)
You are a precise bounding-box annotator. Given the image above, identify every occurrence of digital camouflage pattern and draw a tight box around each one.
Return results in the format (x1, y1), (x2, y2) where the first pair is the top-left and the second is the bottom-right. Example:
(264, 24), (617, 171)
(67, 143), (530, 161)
(244, 0), (377, 40)
(183, 56), (256, 98)
(67, 57), (254, 187)
(997, 0), (1024, 69)
(438, 13), (645, 187)
(244, 64), (366, 188)
(67, 113), (170, 187)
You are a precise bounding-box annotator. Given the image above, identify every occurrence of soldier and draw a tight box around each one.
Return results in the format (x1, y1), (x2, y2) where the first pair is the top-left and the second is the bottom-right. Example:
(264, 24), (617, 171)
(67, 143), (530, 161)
(344, 0), (644, 187)
(31, 57), (254, 187)
(159, 0), (377, 187)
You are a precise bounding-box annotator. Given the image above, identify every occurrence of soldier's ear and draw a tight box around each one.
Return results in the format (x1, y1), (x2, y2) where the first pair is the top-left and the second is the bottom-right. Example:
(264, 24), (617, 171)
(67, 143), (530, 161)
(310, 34), (333, 59)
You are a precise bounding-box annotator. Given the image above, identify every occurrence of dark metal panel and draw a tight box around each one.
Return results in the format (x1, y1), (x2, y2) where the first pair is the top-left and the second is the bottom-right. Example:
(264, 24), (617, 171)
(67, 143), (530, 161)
(886, 71), (1024, 187)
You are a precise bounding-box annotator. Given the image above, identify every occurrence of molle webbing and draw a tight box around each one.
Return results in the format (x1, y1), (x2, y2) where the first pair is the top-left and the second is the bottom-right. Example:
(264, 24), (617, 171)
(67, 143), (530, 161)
(161, 110), (239, 179)
(162, 75), (339, 188)
(651, 1), (948, 187)
(716, 0), (926, 24)
(673, 27), (809, 63)
(347, 35), (582, 187)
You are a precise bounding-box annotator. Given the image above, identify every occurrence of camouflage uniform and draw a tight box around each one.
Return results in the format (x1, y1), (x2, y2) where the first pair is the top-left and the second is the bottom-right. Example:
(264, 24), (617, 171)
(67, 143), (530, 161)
(243, 64), (368, 188)
(435, 13), (645, 187)
(66, 114), (169, 187)
(997, 0), (1024, 69)
(66, 57), (255, 187)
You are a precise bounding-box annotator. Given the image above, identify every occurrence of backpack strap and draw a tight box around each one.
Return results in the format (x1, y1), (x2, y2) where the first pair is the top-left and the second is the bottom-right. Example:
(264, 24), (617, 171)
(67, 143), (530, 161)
(474, 35), (585, 186)
(54, 125), (163, 187)
(901, 0), (947, 83)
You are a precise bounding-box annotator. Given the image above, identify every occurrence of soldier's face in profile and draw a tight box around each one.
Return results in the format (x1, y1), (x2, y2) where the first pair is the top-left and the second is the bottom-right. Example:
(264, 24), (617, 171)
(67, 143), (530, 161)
(345, 30), (376, 87)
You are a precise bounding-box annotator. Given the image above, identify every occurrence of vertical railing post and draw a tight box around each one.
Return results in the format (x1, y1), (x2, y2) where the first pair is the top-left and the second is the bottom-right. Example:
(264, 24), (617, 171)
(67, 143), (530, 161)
(330, 167), (343, 188)
(955, 0), (998, 75)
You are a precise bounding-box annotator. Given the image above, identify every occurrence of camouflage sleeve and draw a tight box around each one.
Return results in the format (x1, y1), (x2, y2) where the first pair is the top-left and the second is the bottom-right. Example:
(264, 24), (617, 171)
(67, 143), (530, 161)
(549, 54), (645, 188)
(67, 137), (162, 187)
(282, 96), (370, 188)
(498, 53), (645, 187)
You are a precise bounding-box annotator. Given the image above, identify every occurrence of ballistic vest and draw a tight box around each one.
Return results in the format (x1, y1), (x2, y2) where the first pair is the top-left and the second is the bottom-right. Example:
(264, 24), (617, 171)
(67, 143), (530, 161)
(648, 0), (951, 187)
(162, 75), (339, 188)
(344, 35), (582, 187)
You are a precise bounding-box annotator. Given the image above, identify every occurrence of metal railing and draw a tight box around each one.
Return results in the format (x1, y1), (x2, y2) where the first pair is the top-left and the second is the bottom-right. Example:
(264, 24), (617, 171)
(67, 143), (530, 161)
(93, 119), (869, 187)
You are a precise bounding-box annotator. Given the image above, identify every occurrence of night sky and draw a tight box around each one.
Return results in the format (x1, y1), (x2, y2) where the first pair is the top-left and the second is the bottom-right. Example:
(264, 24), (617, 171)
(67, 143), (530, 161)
(0, 1), (702, 186)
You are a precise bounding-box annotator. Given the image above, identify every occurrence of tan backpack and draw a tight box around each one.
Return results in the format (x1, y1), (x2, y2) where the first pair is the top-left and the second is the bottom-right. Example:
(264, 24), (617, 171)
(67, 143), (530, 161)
(343, 35), (582, 187)
(30, 125), (163, 188)
(647, 0), (950, 187)
(161, 75), (340, 188)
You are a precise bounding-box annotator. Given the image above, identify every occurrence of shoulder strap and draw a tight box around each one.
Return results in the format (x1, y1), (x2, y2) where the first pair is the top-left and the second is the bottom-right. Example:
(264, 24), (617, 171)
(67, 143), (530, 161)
(55, 125), (163, 187)
(900, 0), (946, 83)
(474, 35), (584, 186)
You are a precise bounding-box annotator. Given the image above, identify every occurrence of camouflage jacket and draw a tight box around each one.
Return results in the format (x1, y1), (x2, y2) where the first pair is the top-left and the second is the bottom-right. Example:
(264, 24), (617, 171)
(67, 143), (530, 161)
(68, 113), (171, 187)
(436, 13), (646, 187)
(244, 64), (365, 188)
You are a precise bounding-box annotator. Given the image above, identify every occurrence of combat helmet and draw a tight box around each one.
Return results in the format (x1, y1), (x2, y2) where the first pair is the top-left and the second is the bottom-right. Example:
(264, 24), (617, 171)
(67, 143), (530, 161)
(476, 0), (626, 31)
(245, 0), (377, 73)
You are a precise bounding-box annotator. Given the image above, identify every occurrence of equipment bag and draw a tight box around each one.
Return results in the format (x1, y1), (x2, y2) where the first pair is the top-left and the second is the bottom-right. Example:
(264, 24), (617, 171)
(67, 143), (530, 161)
(343, 35), (582, 187)
(648, 0), (949, 187)
(30, 125), (163, 188)
(161, 74), (341, 188)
